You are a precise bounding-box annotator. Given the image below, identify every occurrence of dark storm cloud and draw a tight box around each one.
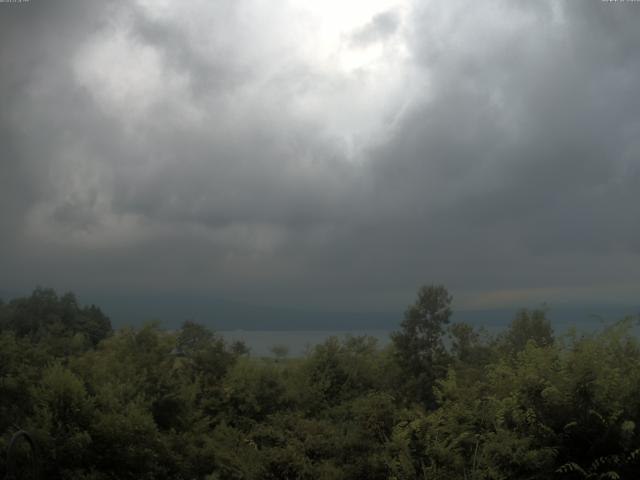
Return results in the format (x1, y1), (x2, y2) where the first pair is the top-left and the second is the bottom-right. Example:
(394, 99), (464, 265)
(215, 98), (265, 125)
(1, 0), (639, 313)
(0, 1), (113, 231)
(0, 0), (364, 302)
(353, 0), (640, 301)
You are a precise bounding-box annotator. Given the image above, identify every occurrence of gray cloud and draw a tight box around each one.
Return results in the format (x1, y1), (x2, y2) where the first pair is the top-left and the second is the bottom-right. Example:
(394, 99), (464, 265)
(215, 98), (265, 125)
(1, 0), (639, 316)
(356, 0), (640, 300)
(350, 10), (400, 47)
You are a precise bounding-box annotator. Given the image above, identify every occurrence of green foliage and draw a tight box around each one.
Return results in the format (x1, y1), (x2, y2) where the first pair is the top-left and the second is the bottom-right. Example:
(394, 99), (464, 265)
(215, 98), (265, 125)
(0, 288), (112, 349)
(224, 358), (289, 421)
(301, 335), (387, 408)
(391, 284), (453, 406)
(498, 307), (555, 355)
(1, 287), (640, 479)
(270, 344), (289, 360)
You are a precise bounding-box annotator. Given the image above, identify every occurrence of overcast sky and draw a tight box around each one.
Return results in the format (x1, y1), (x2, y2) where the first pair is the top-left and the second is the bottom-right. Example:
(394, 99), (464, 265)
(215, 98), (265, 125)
(1, 0), (639, 317)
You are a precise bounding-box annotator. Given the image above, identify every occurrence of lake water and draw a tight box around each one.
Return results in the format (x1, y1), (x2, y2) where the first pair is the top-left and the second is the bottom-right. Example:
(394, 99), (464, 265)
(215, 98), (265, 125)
(220, 315), (632, 357)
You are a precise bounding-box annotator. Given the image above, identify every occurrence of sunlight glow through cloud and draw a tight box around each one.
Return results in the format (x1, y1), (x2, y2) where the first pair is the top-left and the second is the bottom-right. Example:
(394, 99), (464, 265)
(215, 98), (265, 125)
(94, 0), (419, 160)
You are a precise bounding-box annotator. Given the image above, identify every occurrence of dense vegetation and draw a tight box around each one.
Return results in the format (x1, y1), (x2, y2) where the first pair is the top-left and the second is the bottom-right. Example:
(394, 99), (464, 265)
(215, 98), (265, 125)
(1, 286), (639, 479)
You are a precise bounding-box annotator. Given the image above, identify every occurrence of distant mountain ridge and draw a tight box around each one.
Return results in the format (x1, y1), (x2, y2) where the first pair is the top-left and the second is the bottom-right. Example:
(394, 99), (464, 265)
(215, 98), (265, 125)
(2, 289), (637, 332)
(86, 293), (638, 332)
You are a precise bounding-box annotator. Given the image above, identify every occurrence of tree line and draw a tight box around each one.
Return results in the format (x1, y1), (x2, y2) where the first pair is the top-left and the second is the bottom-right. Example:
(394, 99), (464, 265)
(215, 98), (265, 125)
(1, 286), (639, 479)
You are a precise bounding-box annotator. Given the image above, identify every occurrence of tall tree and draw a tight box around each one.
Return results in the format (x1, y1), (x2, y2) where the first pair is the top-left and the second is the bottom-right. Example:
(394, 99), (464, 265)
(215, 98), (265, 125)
(499, 307), (554, 355)
(0, 288), (112, 347)
(391, 285), (453, 407)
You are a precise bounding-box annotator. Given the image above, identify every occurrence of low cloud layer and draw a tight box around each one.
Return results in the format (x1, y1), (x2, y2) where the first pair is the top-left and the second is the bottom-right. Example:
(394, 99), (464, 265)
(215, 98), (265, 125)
(1, 0), (639, 315)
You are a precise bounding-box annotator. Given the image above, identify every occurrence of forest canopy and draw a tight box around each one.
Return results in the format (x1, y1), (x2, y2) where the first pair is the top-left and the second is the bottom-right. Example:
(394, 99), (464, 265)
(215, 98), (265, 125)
(1, 286), (639, 479)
